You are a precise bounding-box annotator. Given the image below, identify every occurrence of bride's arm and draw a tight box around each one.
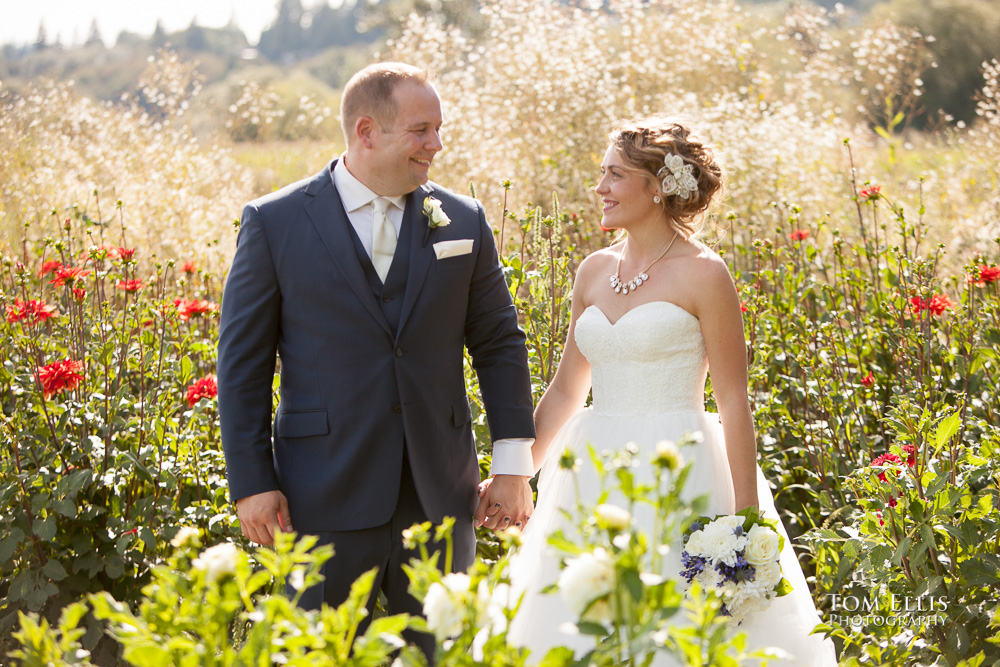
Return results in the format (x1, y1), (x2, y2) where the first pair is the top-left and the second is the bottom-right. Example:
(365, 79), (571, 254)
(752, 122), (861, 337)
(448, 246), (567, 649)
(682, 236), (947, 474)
(529, 260), (597, 472)
(475, 258), (596, 526)
(696, 258), (758, 512)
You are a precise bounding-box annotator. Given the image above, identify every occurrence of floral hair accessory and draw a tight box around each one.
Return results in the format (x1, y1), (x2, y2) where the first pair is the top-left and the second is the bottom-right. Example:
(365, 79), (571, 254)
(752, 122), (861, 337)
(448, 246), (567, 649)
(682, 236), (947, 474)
(422, 196), (451, 228)
(657, 153), (698, 200)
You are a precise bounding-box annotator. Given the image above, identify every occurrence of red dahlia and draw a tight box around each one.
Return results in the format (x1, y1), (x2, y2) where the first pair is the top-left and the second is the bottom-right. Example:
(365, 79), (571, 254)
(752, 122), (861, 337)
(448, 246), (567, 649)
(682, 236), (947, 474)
(36, 359), (85, 400)
(6, 299), (59, 324)
(186, 375), (218, 407)
(909, 294), (953, 316)
(50, 266), (91, 287)
(116, 279), (144, 292)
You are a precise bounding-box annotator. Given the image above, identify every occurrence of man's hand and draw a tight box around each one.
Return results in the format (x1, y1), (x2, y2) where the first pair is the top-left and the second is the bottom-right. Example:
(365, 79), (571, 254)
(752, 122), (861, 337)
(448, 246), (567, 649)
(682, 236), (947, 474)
(474, 474), (533, 532)
(236, 490), (292, 546)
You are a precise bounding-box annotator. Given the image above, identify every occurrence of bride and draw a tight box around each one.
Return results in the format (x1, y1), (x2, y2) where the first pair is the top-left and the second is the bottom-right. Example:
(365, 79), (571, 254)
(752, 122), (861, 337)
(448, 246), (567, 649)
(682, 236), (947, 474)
(483, 117), (837, 665)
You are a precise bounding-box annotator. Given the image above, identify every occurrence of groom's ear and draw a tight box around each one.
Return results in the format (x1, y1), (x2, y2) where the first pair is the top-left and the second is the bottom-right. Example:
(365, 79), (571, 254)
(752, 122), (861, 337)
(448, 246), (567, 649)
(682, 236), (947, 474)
(355, 116), (379, 149)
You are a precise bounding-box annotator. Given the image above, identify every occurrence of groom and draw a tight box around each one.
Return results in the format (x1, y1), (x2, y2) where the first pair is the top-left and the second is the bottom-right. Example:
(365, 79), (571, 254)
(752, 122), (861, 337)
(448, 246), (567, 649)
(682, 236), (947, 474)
(217, 62), (535, 651)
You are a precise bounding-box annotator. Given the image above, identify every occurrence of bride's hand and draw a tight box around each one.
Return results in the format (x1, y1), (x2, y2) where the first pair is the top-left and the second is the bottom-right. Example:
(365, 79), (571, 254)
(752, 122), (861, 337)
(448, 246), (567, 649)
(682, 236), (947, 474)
(474, 474), (533, 532)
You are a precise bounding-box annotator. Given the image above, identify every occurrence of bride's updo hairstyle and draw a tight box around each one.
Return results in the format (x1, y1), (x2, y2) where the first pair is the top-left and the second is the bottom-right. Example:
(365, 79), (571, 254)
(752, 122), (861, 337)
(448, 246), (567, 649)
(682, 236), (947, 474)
(608, 117), (723, 236)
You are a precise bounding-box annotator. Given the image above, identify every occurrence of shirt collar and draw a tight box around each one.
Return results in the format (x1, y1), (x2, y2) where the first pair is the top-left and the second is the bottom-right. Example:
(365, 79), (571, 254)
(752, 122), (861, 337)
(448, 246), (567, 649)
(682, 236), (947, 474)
(332, 155), (406, 212)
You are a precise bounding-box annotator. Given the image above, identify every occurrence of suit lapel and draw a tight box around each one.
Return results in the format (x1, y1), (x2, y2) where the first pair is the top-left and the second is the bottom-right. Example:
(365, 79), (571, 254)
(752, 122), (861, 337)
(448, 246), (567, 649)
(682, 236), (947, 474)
(303, 164), (392, 337)
(397, 185), (435, 338)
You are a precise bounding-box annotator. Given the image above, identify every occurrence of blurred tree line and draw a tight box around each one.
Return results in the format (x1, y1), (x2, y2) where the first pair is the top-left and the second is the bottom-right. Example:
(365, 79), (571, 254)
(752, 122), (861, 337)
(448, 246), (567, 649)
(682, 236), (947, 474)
(1, 0), (997, 128)
(874, 0), (1000, 124)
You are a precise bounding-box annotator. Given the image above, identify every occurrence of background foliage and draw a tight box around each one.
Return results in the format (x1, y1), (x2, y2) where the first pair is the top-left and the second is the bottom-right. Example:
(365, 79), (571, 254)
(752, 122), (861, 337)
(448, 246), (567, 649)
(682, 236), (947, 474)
(3, 0), (1000, 665)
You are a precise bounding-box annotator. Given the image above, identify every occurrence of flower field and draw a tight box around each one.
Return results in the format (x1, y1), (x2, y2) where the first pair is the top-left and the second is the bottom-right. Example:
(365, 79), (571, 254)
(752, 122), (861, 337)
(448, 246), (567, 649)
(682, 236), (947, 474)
(2, 1), (1000, 665)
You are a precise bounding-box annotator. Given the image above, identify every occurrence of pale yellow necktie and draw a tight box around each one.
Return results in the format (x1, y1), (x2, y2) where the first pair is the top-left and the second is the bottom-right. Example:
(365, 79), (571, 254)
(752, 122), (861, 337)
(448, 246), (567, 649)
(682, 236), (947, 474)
(371, 197), (396, 282)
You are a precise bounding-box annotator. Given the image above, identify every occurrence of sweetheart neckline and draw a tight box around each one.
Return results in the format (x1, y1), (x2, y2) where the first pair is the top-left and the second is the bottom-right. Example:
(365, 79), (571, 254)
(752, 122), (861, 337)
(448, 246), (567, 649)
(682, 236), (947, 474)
(582, 300), (699, 327)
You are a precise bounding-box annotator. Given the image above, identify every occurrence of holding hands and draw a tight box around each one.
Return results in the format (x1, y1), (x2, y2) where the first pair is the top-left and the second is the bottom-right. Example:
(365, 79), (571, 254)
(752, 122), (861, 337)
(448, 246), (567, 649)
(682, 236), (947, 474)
(474, 474), (533, 532)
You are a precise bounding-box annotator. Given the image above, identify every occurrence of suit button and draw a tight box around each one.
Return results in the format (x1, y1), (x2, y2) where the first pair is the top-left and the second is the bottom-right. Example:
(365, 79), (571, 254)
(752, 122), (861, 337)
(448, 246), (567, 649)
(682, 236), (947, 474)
(395, 348), (403, 357)
(382, 294), (392, 302)
(392, 404), (402, 413)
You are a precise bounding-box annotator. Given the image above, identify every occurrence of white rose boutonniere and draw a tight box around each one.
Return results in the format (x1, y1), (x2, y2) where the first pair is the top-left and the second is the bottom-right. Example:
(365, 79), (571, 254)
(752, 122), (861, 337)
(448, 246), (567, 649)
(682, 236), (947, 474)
(423, 196), (451, 228)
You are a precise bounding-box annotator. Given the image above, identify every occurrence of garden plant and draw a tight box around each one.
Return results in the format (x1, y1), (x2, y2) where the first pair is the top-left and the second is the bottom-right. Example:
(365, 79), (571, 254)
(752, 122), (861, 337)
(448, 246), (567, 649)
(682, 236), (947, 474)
(3, 1), (1000, 664)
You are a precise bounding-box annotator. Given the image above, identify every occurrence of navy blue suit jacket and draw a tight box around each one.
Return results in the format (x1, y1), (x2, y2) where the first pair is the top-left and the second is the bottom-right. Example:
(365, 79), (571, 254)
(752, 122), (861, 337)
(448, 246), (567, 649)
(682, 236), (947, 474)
(217, 162), (535, 532)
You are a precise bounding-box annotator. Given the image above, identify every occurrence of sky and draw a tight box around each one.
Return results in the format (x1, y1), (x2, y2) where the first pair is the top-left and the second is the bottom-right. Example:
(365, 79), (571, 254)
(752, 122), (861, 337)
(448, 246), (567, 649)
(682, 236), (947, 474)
(0, 0), (309, 47)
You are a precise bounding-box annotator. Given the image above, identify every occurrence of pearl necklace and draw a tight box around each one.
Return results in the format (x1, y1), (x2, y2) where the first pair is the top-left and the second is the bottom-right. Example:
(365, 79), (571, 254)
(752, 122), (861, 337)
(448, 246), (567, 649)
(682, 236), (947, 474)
(609, 232), (679, 296)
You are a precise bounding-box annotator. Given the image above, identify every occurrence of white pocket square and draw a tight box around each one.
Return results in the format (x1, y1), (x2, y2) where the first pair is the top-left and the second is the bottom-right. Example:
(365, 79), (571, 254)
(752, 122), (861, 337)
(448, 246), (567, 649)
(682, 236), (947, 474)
(433, 239), (474, 259)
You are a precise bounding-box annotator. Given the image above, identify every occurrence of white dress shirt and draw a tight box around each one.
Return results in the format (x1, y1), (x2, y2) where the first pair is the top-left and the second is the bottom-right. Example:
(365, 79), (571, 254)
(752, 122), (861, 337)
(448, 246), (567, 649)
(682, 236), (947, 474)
(331, 156), (534, 477)
(332, 156), (405, 258)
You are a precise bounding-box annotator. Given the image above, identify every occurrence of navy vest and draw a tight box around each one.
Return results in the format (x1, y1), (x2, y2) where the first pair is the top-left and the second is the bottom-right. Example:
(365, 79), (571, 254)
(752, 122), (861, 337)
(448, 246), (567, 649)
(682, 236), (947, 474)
(346, 204), (412, 334)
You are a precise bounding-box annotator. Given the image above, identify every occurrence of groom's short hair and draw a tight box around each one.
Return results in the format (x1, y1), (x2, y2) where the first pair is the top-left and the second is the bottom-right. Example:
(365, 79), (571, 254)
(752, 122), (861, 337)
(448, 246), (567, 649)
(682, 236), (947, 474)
(340, 62), (432, 143)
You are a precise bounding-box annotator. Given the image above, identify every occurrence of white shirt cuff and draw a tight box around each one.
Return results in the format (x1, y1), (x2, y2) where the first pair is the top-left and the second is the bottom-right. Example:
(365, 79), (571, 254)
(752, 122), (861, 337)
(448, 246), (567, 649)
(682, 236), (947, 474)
(489, 438), (535, 477)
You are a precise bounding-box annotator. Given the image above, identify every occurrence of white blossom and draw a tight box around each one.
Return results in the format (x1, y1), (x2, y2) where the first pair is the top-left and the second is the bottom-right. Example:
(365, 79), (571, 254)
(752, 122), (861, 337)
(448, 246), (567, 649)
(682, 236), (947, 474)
(698, 515), (748, 567)
(170, 526), (200, 549)
(192, 542), (239, 583)
(558, 547), (616, 624)
(594, 503), (631, 531)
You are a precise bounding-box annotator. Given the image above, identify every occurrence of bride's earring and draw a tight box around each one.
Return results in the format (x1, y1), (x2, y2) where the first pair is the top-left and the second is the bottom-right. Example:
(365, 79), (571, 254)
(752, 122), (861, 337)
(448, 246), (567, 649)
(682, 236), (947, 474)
(653, 195), (662, 204)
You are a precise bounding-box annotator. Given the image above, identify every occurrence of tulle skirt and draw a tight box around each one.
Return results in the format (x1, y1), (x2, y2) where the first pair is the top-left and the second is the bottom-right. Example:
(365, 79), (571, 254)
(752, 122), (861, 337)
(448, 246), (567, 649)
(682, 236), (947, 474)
(505, 407), (838, 666)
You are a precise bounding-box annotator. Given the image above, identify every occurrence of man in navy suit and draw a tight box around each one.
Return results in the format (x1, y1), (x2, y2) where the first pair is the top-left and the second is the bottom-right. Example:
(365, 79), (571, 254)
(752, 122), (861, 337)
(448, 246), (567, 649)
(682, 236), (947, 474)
(217, 62), (536, 653)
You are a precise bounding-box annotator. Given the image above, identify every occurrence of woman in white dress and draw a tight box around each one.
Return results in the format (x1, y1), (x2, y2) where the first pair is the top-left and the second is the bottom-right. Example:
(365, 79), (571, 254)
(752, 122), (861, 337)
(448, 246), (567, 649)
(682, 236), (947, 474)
(492, 117), (837, 665)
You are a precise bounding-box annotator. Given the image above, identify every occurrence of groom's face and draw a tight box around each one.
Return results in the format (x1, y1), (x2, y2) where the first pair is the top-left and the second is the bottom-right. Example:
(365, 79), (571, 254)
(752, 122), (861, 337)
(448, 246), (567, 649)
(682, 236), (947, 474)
(371, 81), (444, 196)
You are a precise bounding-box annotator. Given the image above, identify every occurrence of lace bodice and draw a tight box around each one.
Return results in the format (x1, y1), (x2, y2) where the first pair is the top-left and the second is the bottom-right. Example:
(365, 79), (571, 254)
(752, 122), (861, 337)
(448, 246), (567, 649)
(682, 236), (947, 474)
(575, 301), (707, 416)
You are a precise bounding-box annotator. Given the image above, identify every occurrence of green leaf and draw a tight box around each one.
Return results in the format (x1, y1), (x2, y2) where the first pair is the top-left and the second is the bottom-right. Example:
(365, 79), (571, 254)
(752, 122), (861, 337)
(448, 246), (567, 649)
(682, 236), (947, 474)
(52, 497), (76, 517)
(123, 451), (154, 484)
(26, 583), (50, 611)
(537, 646), (575, 667)
(890, 536), (911, 567)
(0, 535), (19, 563)
(59, 601), (89, 631)
(139, 526), (156, 552)
(958, 554), (1000, 586)
(33, 516), (57, 541)
(122, 643), (173, 667)
(180, 356), (194, 384)
(623, 570), (643, 602)
(774, 577), (794, 597)
(869, 543), (892, 568)
(104, 554), (126, 579)
(575, 620), (608, 637)
(41, 559), (68, 581)
(933, 412), (961, 453)
(546, 532), (583, 556)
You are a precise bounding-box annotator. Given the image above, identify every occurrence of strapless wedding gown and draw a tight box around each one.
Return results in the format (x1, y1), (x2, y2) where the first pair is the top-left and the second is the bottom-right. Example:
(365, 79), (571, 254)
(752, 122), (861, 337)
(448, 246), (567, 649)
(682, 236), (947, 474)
(506, 301), (837, 665)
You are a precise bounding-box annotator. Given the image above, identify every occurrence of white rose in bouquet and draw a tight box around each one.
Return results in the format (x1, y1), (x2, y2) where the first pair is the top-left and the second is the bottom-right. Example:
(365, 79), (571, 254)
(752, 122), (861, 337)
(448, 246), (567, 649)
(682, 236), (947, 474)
(754, 561), (783, 589)
(745, 524), (781, 566)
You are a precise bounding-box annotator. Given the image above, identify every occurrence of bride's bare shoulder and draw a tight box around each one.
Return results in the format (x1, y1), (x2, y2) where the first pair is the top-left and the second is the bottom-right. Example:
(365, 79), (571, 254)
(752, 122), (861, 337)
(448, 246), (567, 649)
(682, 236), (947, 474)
(572, 246), (620, 305)
(673, 238), (737, 298)
(673, 237), (726, 268)
(576, 246), (620, 281)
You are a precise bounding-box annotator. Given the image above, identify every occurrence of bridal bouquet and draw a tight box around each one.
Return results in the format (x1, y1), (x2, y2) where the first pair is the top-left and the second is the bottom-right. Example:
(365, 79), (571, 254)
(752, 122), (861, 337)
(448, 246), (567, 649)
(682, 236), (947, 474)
(679, 507), (792, 624)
